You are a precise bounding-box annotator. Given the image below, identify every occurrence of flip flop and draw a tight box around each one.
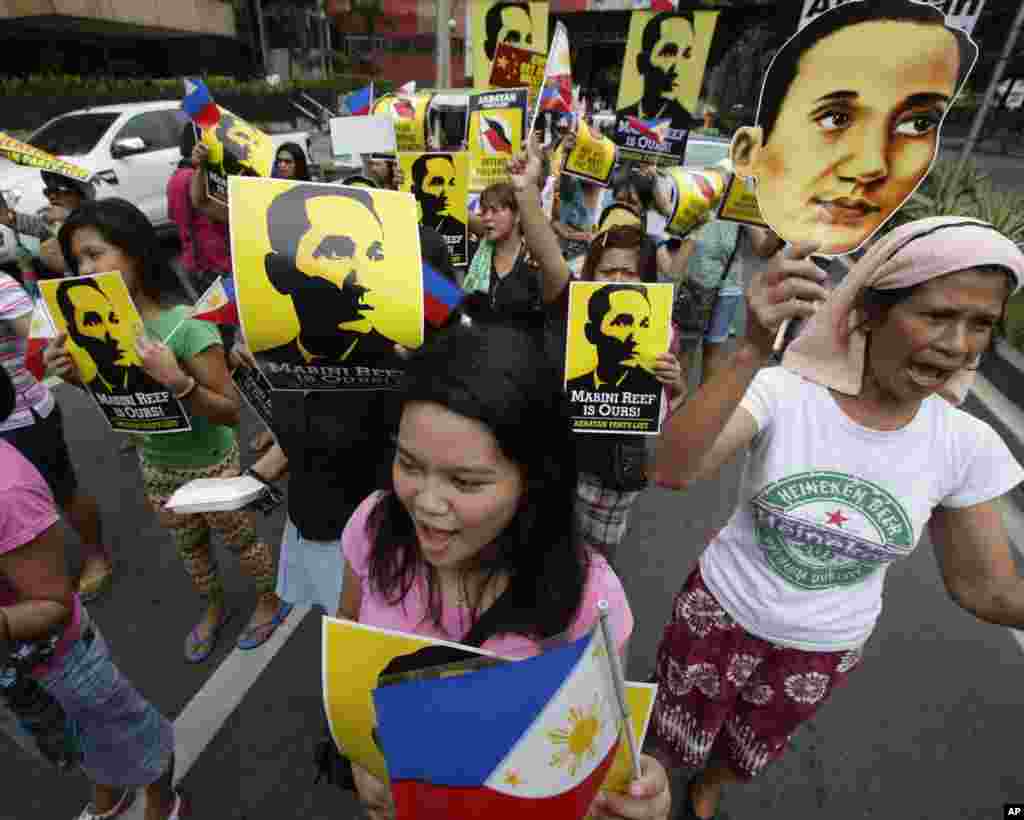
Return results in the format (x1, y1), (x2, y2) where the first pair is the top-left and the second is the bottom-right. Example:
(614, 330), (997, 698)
(184, 610), (234, 664)
(237, 601), (294, 650)
(74, 787), (136, 819)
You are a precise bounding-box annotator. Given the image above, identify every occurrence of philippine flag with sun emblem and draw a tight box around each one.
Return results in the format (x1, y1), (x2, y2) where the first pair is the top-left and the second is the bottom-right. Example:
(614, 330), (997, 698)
(373, 628), (622, 820)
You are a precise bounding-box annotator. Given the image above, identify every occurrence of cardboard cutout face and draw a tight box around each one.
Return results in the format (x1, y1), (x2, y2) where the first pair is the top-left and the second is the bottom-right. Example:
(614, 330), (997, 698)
(731, 1), (974, 256)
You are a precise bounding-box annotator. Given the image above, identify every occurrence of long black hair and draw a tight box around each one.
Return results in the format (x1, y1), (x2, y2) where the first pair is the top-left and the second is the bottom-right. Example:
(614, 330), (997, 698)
(274, 142), (312, 182)
(58, 199), (182, 304)
(367, 322), (587, 642)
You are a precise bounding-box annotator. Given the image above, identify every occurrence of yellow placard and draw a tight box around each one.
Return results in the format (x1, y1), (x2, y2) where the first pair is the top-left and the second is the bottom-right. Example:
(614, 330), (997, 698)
(467, 88), (528, 192)
(228, 177), (424, 391)
(373, 93), (432, 153)
(398, 151), (470, 267)
(563, 121), (618, 187)
(716, 172), (768, 228)
(38, 272), (191, 434)
(615, 10), (720, 132)
(564, 281), (674, 436)
(200, 106), (275, 204)
(472, 0), (549, 91)
(322, 616), (657, 794)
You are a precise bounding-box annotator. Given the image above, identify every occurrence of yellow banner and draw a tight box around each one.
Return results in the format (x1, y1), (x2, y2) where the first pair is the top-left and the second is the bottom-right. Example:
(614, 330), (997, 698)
(38, 272), (191, 434)
(0, 132), (91, 182)
(200, 106), (275, 204)
(373, 93), (432, 153)
(398, 151), (470, 267)
(716, 172), (768, 228)
(564, 281), (674, 436)
(228, 177), (424, 391)
(563, 120), (617, 187)
(472, 0), (549, 91)
(322, 617), (656, 794)
(468, 88), (528, 192)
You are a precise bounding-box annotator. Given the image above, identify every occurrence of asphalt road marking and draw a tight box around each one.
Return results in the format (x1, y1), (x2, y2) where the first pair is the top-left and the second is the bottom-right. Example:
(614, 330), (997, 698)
(121, 604), (311, 818)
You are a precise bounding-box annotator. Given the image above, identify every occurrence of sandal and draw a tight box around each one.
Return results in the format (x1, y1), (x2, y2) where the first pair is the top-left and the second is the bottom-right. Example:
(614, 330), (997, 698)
(74, 788), (136, 819)
(184, 610), (234, 664)
(237, 601), (294, 650)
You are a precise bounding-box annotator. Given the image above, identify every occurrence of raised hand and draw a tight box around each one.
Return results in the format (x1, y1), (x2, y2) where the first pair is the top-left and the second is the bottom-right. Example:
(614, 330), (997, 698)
(744, 241), (827, 359)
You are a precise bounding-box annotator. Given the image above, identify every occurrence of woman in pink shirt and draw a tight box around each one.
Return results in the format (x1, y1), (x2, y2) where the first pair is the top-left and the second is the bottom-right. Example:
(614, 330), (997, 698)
(0, 366), (185, 819)
(336, 322), (669, 820)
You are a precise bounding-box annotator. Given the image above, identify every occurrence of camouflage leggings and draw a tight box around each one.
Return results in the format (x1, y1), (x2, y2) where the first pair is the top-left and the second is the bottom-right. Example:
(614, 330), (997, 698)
(140, 443), (276, 605)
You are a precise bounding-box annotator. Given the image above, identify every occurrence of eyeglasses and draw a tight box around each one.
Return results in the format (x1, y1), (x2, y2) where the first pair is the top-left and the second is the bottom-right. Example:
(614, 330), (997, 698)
(44, 188), (75, 198)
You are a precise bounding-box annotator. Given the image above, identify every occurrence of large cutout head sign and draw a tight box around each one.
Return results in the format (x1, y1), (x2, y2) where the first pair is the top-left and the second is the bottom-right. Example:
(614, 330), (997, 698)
(731, 0), (977, 257)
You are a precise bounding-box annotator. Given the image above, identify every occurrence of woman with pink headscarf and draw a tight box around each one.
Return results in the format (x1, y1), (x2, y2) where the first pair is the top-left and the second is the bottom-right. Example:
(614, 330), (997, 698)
(650, 216), (1024, 820)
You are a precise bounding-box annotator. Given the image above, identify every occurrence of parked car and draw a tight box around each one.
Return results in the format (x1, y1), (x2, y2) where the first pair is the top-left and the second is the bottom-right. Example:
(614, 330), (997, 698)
(0, 101), (308, 266)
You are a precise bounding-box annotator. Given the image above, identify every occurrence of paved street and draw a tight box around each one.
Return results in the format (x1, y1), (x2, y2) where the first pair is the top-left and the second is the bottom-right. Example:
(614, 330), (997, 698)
(4, 380), (1024, 819)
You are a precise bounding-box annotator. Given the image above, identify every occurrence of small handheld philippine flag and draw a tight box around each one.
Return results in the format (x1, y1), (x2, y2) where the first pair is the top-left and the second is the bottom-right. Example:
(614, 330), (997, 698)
(192, 276), (239, 326)
(373, 628), (622, 820)
(343, 83), (374, 116)
(424, 262), (464, 328)
(182, 78), (220, 130)
(25, 301), (57, 382)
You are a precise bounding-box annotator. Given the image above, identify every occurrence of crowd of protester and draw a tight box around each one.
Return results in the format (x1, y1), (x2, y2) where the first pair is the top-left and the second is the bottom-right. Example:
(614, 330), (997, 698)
(1, 101), (1023, 820)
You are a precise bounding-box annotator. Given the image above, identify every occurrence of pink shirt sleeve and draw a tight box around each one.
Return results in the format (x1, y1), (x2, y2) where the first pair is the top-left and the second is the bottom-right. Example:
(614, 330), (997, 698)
(0, 443), (59, 557)
(566, 553), (634, 652)
(342, 491), (387, 587)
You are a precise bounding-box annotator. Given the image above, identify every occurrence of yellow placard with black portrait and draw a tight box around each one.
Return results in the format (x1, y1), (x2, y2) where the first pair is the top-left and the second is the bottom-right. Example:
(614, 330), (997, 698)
(38, 272), (191, 434)
(615, 10), (720, 136)
(729, 0), (978, 256)
(563, 120), (618, 187)
(229, 177), (425, 392)
(201, 106), (276, 205)
(564, 281), (674, 436)
(471, 0), (549, 90)
(716, 172), (768, 228)
(467, 88), (528, 192)
(373, 93), (433, 153)
(398, 152), (470, 268)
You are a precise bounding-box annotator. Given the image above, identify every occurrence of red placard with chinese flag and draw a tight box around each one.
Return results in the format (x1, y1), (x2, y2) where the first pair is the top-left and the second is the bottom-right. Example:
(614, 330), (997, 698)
(489, 42), (546, 112)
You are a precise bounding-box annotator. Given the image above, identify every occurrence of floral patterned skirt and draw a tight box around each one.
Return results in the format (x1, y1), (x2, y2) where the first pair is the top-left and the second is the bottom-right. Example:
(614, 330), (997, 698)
(649, 565), (861, 779)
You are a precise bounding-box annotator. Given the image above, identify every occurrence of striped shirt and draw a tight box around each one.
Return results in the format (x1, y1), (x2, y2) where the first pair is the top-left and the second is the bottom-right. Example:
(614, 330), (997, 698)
(0, 273), (54, 432)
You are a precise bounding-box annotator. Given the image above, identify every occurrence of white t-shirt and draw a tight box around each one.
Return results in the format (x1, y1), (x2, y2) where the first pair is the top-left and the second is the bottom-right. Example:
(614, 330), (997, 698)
(700, 366), (1024, 652)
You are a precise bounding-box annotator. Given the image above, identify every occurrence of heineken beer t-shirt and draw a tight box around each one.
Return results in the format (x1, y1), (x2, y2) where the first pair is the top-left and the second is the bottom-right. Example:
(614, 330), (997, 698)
(700, 366), (1024, 652)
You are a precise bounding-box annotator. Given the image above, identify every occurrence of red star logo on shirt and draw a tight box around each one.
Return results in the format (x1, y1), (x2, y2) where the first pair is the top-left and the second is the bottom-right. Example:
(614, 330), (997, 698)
(826, 510), (849, 527)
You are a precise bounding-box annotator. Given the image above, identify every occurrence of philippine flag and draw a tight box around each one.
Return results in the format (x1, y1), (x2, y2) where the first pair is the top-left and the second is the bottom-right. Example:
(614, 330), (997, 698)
(182, 78), (220, 130)
(398, 80), (417, 95)
(480, 116), (513, 154)
(25, 301), (57, 382)
(192, 276), (239, 326)
(373, 629), (622, 820)
(423, 262), (463, 328)
(343, 84), (374, 116)
(627, 116), (671, 144)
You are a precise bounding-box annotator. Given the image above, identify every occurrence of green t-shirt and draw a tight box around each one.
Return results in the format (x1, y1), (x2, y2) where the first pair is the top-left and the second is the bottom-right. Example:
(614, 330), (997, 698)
(140, 305), (236, 468)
